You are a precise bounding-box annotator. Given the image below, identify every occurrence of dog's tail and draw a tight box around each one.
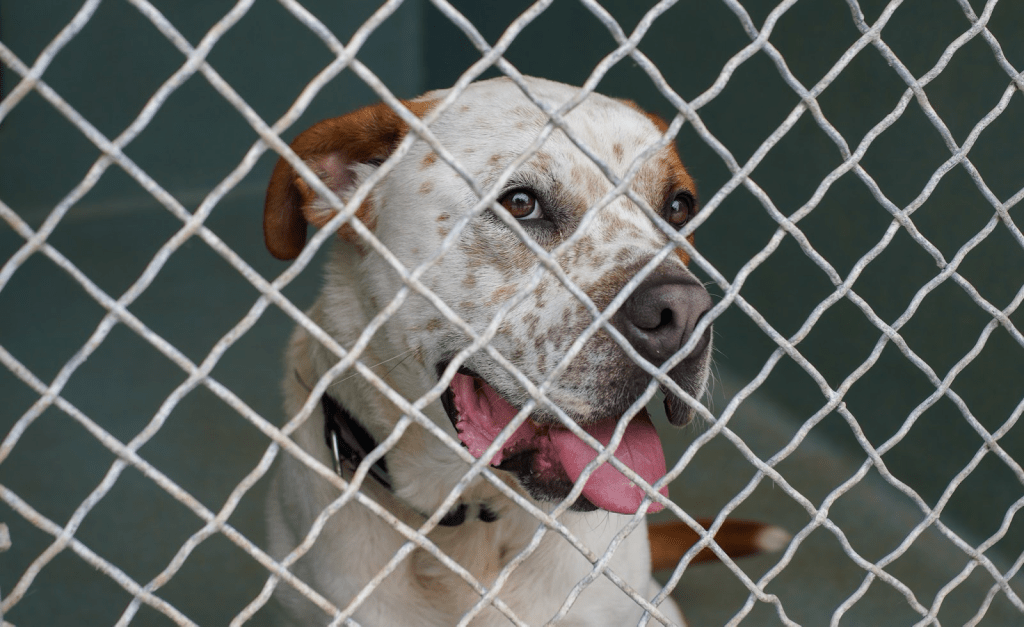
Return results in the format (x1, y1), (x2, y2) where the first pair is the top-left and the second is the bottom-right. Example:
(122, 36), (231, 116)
(648, 518), (790, 571)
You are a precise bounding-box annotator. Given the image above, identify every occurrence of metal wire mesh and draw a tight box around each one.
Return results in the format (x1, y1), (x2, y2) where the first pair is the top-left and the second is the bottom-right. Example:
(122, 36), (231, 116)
(0, 0), (1022, 625)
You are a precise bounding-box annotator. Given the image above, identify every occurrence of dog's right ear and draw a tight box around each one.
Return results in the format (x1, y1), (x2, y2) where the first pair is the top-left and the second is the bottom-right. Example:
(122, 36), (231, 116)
(263, 100), (434, 260)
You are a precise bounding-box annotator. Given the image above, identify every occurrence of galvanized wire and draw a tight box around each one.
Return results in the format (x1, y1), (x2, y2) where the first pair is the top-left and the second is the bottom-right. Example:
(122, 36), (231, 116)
(0, 0), (1021, 625)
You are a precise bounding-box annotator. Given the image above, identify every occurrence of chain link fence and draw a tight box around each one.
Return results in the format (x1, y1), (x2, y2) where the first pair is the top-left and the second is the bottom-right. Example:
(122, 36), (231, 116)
(1, 0), (1022, 625)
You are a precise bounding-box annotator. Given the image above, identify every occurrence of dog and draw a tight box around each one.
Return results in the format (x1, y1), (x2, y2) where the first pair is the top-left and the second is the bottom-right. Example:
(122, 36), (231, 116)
(262, 76), (782, 626)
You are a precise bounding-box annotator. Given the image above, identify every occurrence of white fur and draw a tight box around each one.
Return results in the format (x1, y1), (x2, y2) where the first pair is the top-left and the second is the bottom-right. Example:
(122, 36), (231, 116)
(265, 77), (704, 626)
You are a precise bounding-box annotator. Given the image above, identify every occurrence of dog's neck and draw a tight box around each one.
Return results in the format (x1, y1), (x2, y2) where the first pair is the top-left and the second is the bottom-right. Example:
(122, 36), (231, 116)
(319, 388), (500, 527)
(301, 253), (558, 550)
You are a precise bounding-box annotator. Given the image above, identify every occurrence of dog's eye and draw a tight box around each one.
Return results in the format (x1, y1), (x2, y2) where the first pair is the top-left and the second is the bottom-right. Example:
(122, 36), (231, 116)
(498, 189), (543, 220)
(665, 192), (695, 228)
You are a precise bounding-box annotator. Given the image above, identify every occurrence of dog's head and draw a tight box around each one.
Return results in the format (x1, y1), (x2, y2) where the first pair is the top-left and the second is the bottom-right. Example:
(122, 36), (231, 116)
(265, 77), (712, 516)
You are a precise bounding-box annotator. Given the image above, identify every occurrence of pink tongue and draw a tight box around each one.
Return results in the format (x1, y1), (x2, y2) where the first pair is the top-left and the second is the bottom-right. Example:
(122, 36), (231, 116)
(451, 373), (538, 466)
(451, 373), (669, 515)
(549, 411), (668, 514)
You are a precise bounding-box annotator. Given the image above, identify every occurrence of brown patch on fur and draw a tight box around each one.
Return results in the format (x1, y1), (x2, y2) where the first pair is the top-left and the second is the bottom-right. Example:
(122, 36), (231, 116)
(489, 153), (503, 166)
(463, 228), (535, 275)
(619, 102), (699, 204)
(425, 318), (442, 332)
(532, 151), (553, 170)
(602, 214), (632, 243)
(674, 238), (694, 266)
(584, 263), (649, 311)
(338, 199), (377, 257)
(462, 273), (477, 288)
(460, 104), (470, 113)
(420, 181), (433, 195)
(571, 165), (604, 196)
(264, 98), (438, 259)
(436, 213), (449, 222)
(489, 285), (517, 305)
(573, 234), (596, 260)
(498, 320), (516, 337)
(534, 281), (549, 309)
(649, 122), (699, 219)
(422, 152), (437, 168)
(613, 143), (624, 160)
(509, 250), (536, 273)
(291, 176), (376, 257)
(616, 97), (642, 111)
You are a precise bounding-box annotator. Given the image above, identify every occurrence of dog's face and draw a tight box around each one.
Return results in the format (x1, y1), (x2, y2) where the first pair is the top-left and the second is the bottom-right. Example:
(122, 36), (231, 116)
(265, 77), (712, 515)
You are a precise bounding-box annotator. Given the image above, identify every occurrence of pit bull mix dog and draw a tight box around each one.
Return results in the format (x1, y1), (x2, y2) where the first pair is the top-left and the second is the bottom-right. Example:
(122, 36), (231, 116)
(263, 76), (783, 626)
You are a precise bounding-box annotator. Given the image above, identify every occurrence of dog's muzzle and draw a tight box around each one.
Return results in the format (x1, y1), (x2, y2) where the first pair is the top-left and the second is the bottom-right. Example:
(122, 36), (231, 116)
(437, 362), (671, 515)
(433, 268), (713, 515)
(611, 268), (713, 426)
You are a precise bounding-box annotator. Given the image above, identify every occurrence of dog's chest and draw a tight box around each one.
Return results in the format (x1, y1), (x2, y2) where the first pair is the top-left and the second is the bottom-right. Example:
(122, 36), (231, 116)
(397, 516), (649, 626)
(406, 519), (522, 616)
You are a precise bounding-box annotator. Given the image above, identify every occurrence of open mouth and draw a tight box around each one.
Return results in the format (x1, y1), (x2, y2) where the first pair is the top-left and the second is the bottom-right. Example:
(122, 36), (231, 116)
(438, 363), (669, 515)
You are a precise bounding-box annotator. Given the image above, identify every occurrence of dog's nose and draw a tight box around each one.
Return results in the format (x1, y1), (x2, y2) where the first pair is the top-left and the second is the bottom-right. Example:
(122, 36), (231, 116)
(614, 273), (712, 366)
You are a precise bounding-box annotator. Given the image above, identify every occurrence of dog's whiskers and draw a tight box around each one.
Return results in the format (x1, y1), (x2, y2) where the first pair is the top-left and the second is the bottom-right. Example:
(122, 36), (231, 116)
(382, 347), (422, 377)
(299, 348), (424, 394)
(330, 347), (423, 386)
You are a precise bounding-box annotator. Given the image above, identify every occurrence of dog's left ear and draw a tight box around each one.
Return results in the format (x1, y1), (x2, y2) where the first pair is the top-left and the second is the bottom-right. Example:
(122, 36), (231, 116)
(264, 100), (434, 260)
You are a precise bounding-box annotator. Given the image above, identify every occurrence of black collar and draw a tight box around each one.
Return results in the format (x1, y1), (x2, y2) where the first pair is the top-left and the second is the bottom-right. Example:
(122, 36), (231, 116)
(320, 391), (499, 527)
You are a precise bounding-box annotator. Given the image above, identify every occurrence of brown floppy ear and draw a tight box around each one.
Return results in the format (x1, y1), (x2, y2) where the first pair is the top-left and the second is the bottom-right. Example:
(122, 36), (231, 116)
(263, 100), (434, 260)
